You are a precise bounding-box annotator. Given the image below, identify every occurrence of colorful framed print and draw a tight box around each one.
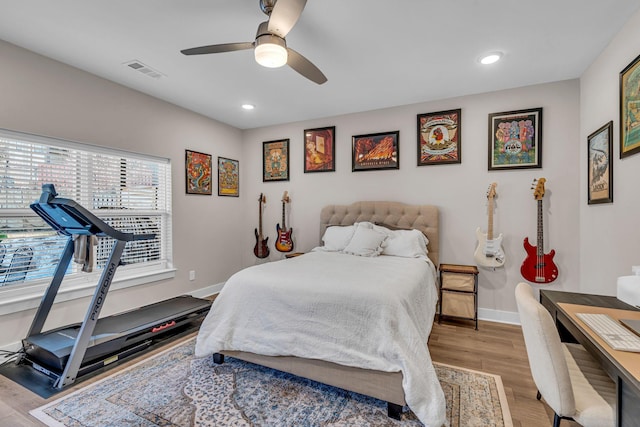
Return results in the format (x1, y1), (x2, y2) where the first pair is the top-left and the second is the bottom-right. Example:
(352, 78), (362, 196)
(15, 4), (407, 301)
(417, 109), (461, 165)
(304, 126), (335, 173)
(588, 121), (613, 204)
(620, 53), (640, 158)
(263, 139), (290, 182)
(352, 131), (400, 172)
(217, 156), (239, 197)
(488, 108), (542, 170)
(185, 149), (212, 195)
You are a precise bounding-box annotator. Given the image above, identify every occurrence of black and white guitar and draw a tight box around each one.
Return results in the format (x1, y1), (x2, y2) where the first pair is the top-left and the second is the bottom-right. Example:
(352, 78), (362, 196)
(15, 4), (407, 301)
(474, 182), (505, 268)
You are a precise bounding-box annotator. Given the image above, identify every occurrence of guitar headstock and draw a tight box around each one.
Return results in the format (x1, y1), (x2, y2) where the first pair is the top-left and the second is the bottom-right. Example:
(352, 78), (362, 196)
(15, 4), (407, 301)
(259, 193), (266, 204)
(282, 191), (290, 203)
(486, 182), (497, 200)
(532, 178), (546, 200)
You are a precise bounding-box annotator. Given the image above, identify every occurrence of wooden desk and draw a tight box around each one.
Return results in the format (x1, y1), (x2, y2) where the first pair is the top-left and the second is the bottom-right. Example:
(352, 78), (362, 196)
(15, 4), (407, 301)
(540, 290), (640, 427)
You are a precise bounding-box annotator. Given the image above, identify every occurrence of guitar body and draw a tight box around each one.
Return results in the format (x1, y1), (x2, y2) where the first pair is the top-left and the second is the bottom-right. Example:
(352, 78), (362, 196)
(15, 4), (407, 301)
(474, 227), (505, 268)
(275, 224), (293, 252)
(520, 237), (558, 283)
(253, 228), (270, 258)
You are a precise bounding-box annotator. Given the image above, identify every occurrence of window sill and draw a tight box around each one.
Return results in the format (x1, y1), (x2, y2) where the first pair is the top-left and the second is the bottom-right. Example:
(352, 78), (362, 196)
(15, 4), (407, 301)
(0, 267), (176, 316)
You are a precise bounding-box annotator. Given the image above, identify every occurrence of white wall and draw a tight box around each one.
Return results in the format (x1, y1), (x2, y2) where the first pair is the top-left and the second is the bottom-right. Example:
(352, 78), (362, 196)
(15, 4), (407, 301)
(580, 9), (640, 295)
(241, 79), (581, 317)
(0, 40), (245, 347)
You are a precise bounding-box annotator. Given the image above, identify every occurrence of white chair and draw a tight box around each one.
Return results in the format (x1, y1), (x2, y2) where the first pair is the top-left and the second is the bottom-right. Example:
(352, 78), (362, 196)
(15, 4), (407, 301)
(515, 283), (616, 427)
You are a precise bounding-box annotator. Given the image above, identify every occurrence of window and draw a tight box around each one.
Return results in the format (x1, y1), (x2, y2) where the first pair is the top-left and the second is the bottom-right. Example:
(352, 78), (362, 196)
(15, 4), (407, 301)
(0, 128), (172, 305)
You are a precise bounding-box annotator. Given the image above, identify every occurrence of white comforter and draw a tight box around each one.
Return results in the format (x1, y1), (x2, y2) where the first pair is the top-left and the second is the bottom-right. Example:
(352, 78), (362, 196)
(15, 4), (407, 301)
(195, 251), (446, 427)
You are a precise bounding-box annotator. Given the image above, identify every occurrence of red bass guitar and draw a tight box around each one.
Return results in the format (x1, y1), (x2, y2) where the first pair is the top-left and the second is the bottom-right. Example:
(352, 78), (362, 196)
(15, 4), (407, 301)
(520, 178), (558, 284)
(275, 191), (294, 252)
(253, 193), (269, 258)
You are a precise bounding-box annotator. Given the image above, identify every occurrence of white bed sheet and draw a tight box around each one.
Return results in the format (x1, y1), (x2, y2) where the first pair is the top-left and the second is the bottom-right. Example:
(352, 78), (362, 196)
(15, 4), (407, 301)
(195, 251), (446, 426)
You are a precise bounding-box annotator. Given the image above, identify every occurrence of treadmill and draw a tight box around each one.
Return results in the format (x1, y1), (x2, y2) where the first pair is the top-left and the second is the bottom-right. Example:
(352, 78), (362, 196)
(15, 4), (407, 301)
(18, 184), (211, 390)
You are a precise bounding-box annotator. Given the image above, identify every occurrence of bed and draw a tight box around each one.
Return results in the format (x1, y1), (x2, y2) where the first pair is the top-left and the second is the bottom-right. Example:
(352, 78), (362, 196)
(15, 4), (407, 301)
(195, 201), (445, 426)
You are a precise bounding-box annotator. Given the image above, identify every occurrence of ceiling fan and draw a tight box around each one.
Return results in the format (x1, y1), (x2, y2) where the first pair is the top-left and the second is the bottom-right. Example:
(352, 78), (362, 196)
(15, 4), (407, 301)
(181, 0), (327, 85)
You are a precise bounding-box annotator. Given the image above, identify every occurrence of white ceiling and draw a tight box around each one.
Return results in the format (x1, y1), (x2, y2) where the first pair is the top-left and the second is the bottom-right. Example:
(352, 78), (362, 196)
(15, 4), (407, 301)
(1, 0), (639, 130)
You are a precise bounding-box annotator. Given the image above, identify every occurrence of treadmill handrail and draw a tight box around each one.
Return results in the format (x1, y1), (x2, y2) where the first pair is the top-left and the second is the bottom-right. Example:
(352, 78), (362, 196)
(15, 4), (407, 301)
(29, 184), (155, 242)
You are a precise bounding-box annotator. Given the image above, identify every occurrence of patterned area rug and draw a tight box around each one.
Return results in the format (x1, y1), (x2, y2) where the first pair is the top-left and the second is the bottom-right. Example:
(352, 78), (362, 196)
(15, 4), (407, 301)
(31, 338), (512, 427)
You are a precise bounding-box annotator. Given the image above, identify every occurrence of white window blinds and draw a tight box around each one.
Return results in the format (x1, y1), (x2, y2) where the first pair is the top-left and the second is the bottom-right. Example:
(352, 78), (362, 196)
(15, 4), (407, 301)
(0, 128), (172, 287)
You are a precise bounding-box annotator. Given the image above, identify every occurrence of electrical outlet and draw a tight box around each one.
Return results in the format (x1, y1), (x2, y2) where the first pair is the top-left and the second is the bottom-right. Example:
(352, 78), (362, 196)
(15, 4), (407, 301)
(189, 270), (196, 281)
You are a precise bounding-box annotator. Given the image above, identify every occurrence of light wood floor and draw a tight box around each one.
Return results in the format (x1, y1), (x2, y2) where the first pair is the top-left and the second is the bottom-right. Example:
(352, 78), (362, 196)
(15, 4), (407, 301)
(0, 319), (575, 427)
(428, 319), (578, 427)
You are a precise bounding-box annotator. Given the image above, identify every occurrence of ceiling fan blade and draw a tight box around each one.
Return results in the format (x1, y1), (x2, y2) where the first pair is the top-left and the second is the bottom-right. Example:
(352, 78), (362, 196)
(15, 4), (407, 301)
(181, 42), (254, 56)
(268, 0), (307, 38)
(287, 48), (327, 85)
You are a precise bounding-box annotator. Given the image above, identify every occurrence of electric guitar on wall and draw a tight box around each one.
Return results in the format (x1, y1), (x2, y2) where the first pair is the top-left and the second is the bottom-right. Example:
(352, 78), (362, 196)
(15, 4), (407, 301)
(253, 193), (269, 259)
(275, 191), (294, 253)
(474, 182), (505, 268)
(521, 178), (558, 284)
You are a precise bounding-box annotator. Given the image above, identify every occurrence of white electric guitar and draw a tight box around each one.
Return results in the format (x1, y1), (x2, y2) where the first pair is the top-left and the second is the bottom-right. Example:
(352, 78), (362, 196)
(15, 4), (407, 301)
(474, 182), (505, 268)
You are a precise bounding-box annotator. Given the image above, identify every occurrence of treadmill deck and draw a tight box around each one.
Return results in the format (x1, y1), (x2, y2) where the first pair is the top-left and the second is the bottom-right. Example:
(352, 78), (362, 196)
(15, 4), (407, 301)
(23, 295), (210, 373)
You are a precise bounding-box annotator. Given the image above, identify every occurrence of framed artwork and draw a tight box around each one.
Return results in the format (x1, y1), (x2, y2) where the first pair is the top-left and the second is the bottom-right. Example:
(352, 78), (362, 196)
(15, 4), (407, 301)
(185, 149), (212, 195)
(620, 53), (640, 158)
(304, 126), (335, 172)
(488, 108), (543, 170)
(417, 109), (461, 165)
(263, 139), (290, 182)
(218, 156), (239, 197)
(352, 131), (400, 172)
(587, 121), (613, 204)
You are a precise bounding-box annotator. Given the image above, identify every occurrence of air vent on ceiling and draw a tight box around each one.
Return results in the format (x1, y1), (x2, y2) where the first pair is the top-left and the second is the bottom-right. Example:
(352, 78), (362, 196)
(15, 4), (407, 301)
(123, 60), (164, 79)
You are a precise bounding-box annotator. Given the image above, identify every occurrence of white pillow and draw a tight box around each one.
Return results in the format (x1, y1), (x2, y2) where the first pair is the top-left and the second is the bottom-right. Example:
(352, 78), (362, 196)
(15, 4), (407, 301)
(343, 226), (387, 257)
(382, 229), (429, 258)
(321, 225), (355, 251)
(375, 222), (429, 247)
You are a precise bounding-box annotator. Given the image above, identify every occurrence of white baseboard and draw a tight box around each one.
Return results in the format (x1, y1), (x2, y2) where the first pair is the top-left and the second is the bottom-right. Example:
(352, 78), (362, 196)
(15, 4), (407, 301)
(187, 282), (225, 299)
(478, 308), (520, 325)
(1, 340), (22, 354)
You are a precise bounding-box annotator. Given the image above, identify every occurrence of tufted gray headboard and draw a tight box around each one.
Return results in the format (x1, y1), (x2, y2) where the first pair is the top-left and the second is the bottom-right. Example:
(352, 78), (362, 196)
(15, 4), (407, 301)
(320, 201), (439, 266)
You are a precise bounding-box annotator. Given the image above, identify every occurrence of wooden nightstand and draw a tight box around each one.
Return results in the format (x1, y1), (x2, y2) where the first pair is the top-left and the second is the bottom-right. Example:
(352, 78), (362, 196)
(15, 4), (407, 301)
(438, 263), (479, 329)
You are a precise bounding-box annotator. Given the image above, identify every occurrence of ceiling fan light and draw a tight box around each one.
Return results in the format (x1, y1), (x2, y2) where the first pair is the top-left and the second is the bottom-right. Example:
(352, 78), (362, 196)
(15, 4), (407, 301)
(255, 36), (288, 68)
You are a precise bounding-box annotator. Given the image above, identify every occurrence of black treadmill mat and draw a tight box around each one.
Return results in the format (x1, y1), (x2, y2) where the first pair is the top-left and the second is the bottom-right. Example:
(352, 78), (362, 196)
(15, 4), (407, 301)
(0, 325), (198, 399)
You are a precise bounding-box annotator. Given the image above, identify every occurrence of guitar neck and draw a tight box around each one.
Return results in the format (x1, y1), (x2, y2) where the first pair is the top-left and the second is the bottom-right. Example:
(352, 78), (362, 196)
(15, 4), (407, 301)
(258, 201), (263, 238)
(537, 199), (543, 256)
(487, 198), (494, 240)
(281, 201), (286, 229)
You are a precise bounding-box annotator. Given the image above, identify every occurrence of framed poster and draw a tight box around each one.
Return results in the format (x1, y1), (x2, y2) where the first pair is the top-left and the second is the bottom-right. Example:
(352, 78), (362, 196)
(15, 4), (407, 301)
(587, 121), (613, 204)
(417, 109), (461, 165)
(352, 131), (399, 172)
(488, 108), (542, 170)
(218, 156), (239, 197)
(263, 139), (290, 182)
(304, 126), (335, 172)
(620, 53), (640, 158)
(185, 149), (212, 195)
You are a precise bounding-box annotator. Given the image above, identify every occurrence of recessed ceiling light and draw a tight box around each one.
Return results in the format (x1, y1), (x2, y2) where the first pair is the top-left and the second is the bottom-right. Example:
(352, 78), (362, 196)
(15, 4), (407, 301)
(479, 52), (503, 65)
(242, 104), (255, 110)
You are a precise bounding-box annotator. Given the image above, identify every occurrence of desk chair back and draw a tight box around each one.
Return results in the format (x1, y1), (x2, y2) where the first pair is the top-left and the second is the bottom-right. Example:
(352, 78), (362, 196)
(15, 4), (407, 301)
(516, 283), (576, 417)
